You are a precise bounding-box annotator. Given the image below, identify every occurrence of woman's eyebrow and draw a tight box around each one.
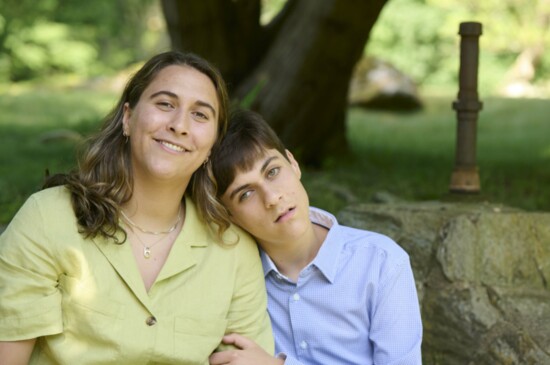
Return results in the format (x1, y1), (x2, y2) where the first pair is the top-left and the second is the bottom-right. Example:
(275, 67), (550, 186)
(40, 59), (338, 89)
(149, 91), (217, 117)
(195, 100), (217, 118)
(150, 90), (177, 99)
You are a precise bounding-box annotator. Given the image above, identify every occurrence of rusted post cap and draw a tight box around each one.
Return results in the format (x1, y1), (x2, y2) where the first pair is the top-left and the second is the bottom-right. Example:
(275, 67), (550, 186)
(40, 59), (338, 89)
(458, 22), (482, 36)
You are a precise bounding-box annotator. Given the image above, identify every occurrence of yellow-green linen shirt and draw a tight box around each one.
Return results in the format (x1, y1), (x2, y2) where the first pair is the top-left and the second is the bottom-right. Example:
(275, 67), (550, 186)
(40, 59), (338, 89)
(0, 186), (273, 364)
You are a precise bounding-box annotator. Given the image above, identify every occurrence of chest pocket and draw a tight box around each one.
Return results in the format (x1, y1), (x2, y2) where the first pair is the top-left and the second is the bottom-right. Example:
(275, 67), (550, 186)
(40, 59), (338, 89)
(174, 316), (228, 364)
(59, 274), (124, 352)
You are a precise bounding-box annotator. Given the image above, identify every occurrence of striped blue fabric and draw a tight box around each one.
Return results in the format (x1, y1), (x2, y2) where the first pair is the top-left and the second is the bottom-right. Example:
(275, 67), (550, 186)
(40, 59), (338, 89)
(261, 207), (423, 365)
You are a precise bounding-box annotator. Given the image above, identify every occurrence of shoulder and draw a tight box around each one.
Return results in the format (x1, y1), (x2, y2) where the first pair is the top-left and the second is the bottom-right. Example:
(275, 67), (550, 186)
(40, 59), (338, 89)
(12, 186), (73, 222)
(343, 225), (407, 258)
(0, 187), (77, 263)
(27, 185), (72, 208)
(222, 224), (260, 257)
(336, 224), (410, 279)
(184, 197), (259, 257)
(312, 205), (409, 263)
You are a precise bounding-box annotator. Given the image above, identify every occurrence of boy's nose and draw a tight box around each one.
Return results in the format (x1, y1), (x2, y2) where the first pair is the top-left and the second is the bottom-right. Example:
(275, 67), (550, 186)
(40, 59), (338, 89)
(264, 188), (283, 208)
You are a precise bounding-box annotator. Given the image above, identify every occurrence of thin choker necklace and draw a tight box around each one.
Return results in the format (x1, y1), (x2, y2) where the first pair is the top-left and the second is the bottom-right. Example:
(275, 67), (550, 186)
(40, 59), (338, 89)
(120, 207), (182, 235)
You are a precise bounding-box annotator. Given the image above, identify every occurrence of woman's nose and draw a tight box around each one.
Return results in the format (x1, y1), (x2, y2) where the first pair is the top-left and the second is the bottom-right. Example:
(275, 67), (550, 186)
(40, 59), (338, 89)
(167, 112), (189, 135)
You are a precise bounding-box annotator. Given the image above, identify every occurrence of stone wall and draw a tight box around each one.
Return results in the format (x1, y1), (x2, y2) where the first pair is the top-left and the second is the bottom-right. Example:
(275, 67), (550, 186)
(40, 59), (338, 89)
(337, 201), (550, 364)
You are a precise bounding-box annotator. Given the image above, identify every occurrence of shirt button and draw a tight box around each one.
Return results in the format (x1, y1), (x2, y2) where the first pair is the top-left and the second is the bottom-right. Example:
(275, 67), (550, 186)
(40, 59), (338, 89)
(145, 316), (157, 326)
(300, 340), (308, 349)
(293, 293), (300, 301)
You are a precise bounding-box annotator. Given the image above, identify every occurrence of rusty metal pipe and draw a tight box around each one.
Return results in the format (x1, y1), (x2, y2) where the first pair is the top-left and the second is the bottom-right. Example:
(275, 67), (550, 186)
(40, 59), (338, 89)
(449, 22), (483, 193)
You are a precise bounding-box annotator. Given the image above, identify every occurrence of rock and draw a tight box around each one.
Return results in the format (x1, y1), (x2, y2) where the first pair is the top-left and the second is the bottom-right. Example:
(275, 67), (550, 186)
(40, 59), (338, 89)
(348, 57), (423, 111)
(337, 201), (550, 365)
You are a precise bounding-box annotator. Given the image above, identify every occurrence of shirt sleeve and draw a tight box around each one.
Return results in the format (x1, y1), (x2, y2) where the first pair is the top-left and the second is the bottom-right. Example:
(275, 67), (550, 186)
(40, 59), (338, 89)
(370, 247), (423, 365)
(0, 195), (63, 340)
(219, 231), (275, 354)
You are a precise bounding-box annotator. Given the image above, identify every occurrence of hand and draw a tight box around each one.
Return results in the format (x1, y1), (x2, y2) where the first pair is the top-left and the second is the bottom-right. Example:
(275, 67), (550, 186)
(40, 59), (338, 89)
(209, 333), (284, 365)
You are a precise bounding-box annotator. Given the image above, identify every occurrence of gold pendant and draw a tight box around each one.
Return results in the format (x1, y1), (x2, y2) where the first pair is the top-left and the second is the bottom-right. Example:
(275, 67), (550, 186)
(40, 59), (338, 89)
(143, 247), (151, 259)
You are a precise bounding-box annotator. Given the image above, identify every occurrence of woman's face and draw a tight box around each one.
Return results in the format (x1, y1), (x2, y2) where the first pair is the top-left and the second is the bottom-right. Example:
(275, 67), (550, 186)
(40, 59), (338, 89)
(122, 65), (219, 186)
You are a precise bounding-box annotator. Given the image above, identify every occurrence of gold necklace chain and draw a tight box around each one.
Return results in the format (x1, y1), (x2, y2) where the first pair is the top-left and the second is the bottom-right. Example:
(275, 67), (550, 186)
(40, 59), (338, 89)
(120, 207), (182, 235)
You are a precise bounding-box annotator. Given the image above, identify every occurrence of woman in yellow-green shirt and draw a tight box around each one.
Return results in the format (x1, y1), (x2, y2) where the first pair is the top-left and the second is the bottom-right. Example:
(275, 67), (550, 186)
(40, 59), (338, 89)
(0, 51), (273, 364)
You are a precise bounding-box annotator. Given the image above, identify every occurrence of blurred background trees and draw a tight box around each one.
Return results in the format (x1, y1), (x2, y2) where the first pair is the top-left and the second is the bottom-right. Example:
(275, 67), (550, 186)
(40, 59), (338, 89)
(161, 0), (388, 165)
(368, 0), (550, 96)
(1, 0), (549, 221)
(0, 0), (166, 82)
(1, 0), (548, 94)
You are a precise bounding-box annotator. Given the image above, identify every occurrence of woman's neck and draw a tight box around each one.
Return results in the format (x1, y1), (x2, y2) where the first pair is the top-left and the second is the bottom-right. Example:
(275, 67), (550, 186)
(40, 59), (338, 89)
(122, 178), (188, 233)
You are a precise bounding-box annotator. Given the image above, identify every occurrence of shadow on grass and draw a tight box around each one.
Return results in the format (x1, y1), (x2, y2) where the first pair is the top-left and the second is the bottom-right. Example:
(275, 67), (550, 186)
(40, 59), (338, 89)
(0, 120), (100, 224)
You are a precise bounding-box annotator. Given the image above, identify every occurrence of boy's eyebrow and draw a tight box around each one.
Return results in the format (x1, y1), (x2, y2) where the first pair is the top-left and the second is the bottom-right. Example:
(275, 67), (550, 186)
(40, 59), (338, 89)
(149, 91), (217, 117)
(228, 156), (279, 201)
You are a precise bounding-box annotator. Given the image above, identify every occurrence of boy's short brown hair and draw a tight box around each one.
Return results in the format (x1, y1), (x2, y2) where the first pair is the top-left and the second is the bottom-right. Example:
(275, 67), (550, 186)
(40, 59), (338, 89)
(211, 109), (288, 198)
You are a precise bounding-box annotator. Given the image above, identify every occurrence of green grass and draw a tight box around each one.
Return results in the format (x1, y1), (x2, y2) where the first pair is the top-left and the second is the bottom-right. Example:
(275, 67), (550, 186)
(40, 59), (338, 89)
(1, 85), (549, 226)
(0, 86), (118, 224)
(303, 96), (550, 214)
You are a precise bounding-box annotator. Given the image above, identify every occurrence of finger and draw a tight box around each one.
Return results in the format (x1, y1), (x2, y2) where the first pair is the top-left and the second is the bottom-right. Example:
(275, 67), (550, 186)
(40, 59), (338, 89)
(222, 333), (254, 350)
(209, 350), (231, 365)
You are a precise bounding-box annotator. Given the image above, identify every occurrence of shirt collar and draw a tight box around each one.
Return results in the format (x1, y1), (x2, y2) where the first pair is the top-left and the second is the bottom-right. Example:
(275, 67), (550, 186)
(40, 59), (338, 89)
(261, 207), (342, 284)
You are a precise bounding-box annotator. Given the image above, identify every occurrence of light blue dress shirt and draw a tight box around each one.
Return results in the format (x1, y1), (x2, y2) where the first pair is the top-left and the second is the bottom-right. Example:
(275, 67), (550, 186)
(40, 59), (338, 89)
(261, 207), (422, 365)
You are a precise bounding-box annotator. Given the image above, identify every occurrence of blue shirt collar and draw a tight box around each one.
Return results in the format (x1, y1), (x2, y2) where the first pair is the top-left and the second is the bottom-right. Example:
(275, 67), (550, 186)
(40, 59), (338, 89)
(260, 207), (342, 283)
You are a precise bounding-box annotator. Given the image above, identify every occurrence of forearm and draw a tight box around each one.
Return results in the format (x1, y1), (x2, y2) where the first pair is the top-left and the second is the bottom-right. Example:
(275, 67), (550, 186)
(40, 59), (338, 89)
(0, 339), (36, 365)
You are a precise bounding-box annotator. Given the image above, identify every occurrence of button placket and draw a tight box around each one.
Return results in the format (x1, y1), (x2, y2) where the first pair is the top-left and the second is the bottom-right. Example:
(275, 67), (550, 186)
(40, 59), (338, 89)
(145, 316), (157, 326)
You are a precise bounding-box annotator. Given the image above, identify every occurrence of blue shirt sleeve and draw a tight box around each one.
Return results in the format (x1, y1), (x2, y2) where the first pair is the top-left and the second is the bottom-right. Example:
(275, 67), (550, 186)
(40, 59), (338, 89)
(370, 254), (423, 364)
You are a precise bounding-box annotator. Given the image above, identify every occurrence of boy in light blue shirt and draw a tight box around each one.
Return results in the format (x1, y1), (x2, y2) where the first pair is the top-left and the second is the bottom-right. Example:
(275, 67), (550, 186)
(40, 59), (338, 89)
(209, 109), (422, 365)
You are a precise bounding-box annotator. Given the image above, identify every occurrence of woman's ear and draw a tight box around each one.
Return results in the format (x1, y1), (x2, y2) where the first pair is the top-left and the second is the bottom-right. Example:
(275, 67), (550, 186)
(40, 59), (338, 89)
(285, 149), (301, 179)
(122, 102), (131, 135)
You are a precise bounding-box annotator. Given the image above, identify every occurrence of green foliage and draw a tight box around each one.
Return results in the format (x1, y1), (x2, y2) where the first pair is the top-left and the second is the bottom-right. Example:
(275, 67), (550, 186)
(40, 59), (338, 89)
(367, 0), (549, 94)
(0, 0), (164, 81)
(367, 0), (451, 85)
(5, 21), (97, 80)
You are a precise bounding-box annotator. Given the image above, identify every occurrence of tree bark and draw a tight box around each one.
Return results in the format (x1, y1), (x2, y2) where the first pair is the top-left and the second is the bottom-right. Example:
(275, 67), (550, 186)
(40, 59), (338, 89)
(161, 0), (388, 166)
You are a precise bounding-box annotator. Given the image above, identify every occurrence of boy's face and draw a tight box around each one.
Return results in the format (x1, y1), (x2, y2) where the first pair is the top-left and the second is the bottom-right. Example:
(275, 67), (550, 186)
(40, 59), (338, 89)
(220, 149), (312, 249)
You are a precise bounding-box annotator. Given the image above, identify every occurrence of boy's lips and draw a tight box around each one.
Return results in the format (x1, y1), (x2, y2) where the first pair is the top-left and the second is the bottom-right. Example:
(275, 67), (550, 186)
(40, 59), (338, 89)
(275, 206), (296, 223)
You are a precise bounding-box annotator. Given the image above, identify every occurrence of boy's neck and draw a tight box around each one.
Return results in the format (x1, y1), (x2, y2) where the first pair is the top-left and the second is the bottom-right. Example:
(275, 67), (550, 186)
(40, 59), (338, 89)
(262, 223), (328, 282)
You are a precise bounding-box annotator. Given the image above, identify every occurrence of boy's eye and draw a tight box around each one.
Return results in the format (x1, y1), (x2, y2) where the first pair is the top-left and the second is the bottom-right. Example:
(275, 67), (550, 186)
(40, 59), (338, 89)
(238, 190), (253, 202)
(267, 167), (280, 178)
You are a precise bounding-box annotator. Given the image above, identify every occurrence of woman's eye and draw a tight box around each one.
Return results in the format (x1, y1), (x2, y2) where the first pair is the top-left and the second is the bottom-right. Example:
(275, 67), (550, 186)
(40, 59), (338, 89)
(267, 167), (280, 178)
(157, 101), (174, 109)
(193, 111), (209, 120)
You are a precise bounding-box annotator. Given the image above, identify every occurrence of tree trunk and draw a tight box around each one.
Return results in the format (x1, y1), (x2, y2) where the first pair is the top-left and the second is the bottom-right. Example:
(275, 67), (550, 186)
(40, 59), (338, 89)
(161, 0), (263, 87)
(161, 0), (388, 166)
